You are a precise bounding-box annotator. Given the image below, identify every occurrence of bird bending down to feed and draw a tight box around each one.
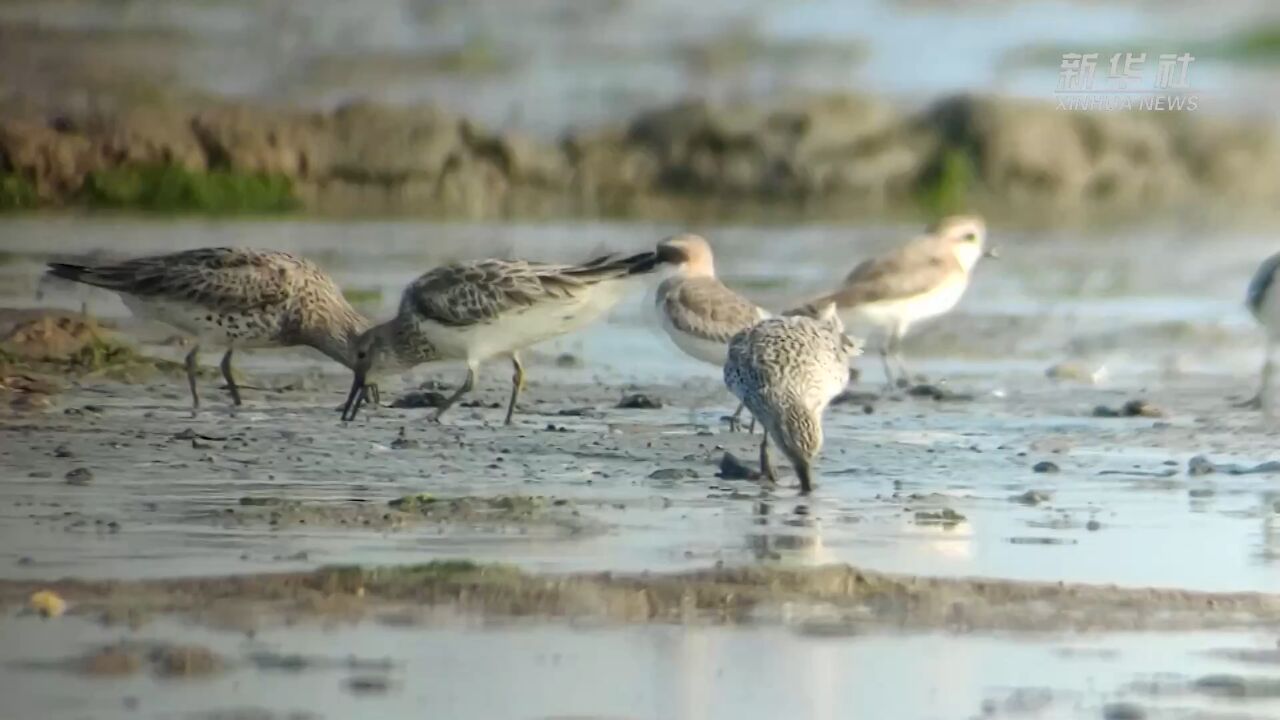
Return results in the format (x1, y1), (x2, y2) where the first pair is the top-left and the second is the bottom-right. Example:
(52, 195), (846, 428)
(1240, 251), (1280, 415)
(46, 248), (368, 411)
(341, 251), (664, 424)
(654, 233), (768, 431)
(789, 214), (993, 389)
(724, 304), (862, 494)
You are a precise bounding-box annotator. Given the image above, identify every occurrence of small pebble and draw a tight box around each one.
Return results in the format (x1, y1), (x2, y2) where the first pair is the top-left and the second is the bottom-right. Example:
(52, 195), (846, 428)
(1033, 461), (1059, 474)
(617, 393), (663, 409)
(1102, 701), (1146, 720)
(65, 468), (93, 485)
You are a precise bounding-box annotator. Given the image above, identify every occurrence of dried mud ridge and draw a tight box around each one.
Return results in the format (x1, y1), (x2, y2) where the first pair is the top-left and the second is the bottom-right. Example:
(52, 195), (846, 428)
(9, 563), (1280, 633)
(3, 93), (1278, 218)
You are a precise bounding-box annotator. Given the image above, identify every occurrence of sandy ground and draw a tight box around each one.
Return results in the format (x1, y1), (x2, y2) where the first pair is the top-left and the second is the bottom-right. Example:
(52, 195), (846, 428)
(5, 363), (1280, 718)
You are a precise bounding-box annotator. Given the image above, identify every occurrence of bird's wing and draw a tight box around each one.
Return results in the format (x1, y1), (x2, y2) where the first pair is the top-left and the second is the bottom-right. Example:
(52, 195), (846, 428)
(662, 277), (766, 344)
(406, 253), (658, 327)
(47, 247), (296, 311)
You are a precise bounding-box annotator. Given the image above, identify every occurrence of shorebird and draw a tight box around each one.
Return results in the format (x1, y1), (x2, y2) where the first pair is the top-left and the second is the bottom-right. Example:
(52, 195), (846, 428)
(45, 248), (368, 411)
(724, 304), (861, 493)
(654, 233), (768, 430)
(341, 251), (663, 424)
(1240, 251), (1280, 415)
(789, 215), (993, 389)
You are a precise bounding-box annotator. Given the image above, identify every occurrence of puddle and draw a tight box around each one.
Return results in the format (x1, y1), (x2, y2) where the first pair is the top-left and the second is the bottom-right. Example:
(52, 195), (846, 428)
(6, 614), (1280, 720)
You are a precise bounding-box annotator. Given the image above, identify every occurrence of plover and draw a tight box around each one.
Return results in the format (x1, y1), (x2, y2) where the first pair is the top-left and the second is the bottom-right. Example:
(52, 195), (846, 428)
(46, 248), (368, 411)
(654, 233), (768, 430)
(1240, 251), (1280, 414)
(341, 251), (663, 424)
(724, 304), (861, 493)
(789, 214), (993, 388)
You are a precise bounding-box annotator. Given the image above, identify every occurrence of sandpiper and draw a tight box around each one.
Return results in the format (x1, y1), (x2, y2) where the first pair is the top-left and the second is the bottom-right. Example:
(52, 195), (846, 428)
(46, 248), (368, 411)
(1240, 251), (1280, 414)
(654, 233), (768, 430)
(341, 251), (663, 424)
(724, 304), (861, 493)
(789, 214), (993, 388)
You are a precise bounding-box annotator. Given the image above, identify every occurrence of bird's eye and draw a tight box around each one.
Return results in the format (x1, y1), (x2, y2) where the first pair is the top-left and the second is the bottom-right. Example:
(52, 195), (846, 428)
(963, 232), (978, 242)
(357, 351), (367, 359)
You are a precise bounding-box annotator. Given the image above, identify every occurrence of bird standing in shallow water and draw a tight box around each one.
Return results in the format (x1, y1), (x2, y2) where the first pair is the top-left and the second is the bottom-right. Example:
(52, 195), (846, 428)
(789, 215), (993, 389)
(342, 251), (663, 424)
(724, 304), (861, 494)
(1240, 251), (1280, 415)
(654, 233), (768, 431)
(46, 248), (368, 411)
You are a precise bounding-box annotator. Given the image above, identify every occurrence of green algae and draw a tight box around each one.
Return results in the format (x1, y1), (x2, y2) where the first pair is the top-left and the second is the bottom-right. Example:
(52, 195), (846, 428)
(81, 164), (298, 214)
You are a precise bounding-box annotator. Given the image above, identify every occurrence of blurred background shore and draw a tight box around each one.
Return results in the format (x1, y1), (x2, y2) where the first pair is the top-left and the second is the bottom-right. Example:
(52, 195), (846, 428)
(3, 0), (1280, 224)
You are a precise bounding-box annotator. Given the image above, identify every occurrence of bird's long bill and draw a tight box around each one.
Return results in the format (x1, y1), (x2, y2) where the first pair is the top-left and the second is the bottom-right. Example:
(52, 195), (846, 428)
(340, 370), (367, 422)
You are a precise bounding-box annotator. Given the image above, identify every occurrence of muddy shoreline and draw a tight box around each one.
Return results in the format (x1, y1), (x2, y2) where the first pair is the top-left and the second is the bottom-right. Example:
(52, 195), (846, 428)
(4, 93), (1279, 221)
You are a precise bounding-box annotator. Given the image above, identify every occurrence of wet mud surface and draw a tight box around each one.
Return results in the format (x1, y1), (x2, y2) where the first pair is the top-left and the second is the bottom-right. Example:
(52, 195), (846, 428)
(6, 218), (1280, 718)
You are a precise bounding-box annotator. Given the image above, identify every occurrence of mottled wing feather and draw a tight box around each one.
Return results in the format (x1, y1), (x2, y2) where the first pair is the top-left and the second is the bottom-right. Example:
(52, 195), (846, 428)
(407, 254), (652, 328)
(663, 277), (764, 344)
(1247, 252), (1280, 318)
(68, 248), (296, 311)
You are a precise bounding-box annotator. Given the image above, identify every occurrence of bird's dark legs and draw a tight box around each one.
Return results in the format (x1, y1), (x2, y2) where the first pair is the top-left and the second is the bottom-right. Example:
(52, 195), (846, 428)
(504, 354), (525, 426)
(878, 341), (897, 390)
(727, 402), (752, 433)
(889, 327), (911, 388)
(759, 430), (778, 484)
(220, 349), (242, 407)
(184, 345), (201, 412)
(795, 459), (814, 494)
(433, 365), (477, 422)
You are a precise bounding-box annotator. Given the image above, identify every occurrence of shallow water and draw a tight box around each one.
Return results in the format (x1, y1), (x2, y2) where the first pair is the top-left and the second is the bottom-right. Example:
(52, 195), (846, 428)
(1, 0), (1274, 133)
(7, 614), (1280, 720)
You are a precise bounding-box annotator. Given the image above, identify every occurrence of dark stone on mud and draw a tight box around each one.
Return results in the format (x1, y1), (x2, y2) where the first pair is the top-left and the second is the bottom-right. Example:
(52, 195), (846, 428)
(1188, 455), (1217, 476)
(390, 390), (447, 409)
(716, 452), (761, 480)
(1032, 461), (1059, 474)
(346, 676), (392, 695)
(907, 384), (973, 401)
(557, 407), (601, 418)
(832, 390), (879, 406)
(1086, 519), (1102, 531)
(1095, 399), (1166, 418)
(554, 352), (583, 368)
(149, 645), (222, 677)
(28, 470), (51, 478)
(1011, 490), (1051, 506)
(1121, 399), (1165, 418)
(617, 393), (662, 409)
(648, 468), (698, 480)
(914, 508), (966, 525)
(1102, 702), (1146, 720)
(64, 467), (92, 485)
(53, 444), (73, 458)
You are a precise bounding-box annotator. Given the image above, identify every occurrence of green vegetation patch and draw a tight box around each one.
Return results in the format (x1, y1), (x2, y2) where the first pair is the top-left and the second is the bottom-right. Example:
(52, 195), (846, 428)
(81, 164), (298, 214)
(0, 173), (39, 211)
(916, 147), (976, 217)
